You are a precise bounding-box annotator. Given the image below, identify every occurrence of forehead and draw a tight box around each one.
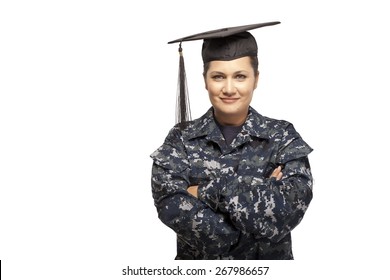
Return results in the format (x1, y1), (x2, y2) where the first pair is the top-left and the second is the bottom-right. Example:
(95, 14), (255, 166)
(207, 56), (253, 72)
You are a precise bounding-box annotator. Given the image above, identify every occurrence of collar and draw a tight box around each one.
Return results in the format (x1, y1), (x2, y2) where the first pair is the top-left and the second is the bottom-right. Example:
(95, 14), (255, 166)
(182, 107), (271, 143)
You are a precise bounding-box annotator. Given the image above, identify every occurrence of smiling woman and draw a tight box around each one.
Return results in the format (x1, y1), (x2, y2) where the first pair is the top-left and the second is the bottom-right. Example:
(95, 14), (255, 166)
(150, 22), (313, 260)
(205, 57), (259, 126)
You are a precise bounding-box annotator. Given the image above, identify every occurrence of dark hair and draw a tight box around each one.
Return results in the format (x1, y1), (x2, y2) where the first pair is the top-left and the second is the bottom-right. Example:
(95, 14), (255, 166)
(202, 56), (259, 77)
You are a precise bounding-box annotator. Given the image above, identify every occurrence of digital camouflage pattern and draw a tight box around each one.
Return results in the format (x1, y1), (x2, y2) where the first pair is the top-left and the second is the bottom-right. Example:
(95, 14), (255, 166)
(151, 107), (313, 260)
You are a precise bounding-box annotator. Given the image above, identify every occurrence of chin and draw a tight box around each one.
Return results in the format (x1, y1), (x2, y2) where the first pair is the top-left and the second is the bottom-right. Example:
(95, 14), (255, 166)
(219, 107), (247, 117)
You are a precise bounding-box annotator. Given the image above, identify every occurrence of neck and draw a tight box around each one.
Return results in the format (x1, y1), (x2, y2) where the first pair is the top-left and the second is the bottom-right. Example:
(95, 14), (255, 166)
(214, 110), (248, 126)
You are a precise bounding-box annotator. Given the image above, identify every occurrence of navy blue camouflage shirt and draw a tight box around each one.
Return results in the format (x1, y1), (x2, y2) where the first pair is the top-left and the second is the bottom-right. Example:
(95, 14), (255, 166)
(150, 107), (313, 260)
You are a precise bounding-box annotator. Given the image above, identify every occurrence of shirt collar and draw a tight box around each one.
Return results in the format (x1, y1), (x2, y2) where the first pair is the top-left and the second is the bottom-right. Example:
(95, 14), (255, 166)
(183, 106), (271, 142)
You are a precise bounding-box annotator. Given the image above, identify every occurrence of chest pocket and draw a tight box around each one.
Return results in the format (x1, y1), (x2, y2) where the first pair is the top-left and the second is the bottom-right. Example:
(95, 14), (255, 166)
(186, 141), (222, 185)
(236, 138), (278, 178)
(186, 137), (278, 185)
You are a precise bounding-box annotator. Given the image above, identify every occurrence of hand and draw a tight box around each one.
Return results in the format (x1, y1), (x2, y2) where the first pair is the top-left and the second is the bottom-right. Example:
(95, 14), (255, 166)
(187, 185), (199, 198)
(269, 166), (283, 181)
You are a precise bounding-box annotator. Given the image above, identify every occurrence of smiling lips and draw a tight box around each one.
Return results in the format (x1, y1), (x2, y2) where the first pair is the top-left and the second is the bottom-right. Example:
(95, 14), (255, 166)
(221, 98), (239, 104)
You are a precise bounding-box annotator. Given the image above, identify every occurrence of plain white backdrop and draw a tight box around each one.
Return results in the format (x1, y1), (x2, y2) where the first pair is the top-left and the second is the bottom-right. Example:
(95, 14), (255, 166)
(1, 0), (389, 279)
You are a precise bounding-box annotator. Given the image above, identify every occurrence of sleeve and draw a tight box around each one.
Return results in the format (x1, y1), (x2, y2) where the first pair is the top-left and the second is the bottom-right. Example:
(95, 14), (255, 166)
(217, 124), (314, 242)
(150, 127), (240, 256)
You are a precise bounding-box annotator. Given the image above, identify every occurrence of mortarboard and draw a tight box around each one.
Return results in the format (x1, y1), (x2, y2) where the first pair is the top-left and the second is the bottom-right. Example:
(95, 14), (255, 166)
(168, 21), (281, 128)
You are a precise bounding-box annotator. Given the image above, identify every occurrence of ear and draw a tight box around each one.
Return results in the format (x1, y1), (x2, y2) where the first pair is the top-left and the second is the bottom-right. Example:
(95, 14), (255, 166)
(254, 71), (260, 89)
(204, 75), (208, 90)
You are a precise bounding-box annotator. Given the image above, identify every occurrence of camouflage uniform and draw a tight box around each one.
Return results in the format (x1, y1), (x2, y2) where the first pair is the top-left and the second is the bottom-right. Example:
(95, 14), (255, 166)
(151, 107), (313, 260)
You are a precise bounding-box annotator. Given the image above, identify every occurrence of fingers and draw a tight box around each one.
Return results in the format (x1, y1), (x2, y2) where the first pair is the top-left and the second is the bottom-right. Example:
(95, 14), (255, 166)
(270, 166), (280, 177)
(270, 166), (283, 181)
(187, 185), (199, 198)
(276, 170), (283, 181)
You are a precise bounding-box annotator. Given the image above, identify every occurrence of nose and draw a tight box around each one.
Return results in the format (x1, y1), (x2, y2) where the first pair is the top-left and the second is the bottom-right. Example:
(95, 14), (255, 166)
(222, 78), (236, 96)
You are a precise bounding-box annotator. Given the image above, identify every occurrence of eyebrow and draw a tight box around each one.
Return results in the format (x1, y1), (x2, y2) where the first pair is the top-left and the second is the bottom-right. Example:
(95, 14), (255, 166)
(209, 70), (249, 75)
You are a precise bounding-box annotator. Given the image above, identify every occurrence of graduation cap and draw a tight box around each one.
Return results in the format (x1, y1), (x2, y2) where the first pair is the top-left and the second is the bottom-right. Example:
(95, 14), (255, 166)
(168, 21), (281, 128)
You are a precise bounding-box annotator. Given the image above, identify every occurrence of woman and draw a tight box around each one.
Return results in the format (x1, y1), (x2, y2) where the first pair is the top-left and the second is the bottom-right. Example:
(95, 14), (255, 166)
(150, 22), (313, 260)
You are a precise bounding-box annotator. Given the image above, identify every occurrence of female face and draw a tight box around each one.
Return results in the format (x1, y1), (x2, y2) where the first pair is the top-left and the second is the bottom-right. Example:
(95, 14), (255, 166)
(204, 56), (259, 126)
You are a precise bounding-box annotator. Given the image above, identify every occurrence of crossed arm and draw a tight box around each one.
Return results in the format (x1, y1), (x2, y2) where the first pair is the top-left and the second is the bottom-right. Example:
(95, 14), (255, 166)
(187, 166), (283, 197)
(151, 125), (313, 255)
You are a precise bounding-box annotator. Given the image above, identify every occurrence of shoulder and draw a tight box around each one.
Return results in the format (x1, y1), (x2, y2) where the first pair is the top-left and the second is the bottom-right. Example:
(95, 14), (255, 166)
(153, 107), (214, 149)
(175, 107), (216, 140)
(247, 107), (297, 139)
(248, 109), (314, 162)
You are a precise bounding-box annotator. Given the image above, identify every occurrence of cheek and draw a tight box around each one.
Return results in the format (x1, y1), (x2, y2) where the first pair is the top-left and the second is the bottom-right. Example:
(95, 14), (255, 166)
(239, 83), (256, 95)
(206, 82), (220, 96)
(234, 85), (249, 95)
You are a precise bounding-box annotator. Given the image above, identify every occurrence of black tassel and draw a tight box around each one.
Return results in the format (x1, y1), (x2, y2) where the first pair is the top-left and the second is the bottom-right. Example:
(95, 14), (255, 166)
(176, 43), (191, 129)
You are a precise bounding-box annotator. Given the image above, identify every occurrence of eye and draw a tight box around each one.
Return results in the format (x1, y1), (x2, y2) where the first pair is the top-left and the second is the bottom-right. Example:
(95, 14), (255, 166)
(211, 75), (225, 81)
(235, 74), (247, 81)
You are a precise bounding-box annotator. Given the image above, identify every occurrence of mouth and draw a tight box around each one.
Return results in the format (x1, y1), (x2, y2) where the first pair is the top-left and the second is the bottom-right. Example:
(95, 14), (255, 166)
(220, 98), (239, 104)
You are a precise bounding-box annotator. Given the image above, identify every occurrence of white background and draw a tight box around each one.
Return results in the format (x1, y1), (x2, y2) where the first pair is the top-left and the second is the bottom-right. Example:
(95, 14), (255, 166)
(1, 0), (389, 279)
